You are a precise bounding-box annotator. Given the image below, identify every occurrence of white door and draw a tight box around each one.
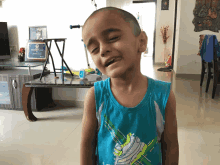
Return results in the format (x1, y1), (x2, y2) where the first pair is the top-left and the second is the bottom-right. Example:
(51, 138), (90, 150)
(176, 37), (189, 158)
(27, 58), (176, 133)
(128, 2), (156, 57)
(125, 2), (156, 76)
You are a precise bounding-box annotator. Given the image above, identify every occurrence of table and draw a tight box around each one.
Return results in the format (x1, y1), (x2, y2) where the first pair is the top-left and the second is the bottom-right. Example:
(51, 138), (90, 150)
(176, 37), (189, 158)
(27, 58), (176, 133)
(22, 73), (109, 122)
(0, 61), (45, 75)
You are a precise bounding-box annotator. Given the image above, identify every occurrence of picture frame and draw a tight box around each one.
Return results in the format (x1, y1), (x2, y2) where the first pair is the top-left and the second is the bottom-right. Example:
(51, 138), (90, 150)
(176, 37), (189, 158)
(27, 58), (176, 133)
(161, 0), (169, 10)
(29, 26), (47, 40)
(25, 40), (48, 62)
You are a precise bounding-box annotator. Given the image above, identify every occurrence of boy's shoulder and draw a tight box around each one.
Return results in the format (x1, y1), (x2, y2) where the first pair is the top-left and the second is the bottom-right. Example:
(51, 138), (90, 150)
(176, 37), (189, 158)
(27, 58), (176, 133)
(94, 77), (110, 89)
(150, 77), (170, 84)
(94, 76), (170, 89)
(148, 77), (171, 89)
(149, 78), (171, 103)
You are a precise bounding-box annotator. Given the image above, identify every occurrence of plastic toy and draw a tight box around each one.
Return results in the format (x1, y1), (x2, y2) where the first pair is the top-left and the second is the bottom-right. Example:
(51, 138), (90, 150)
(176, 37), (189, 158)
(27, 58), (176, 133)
(79, 69), (86, 79)
(85, 68), (95, 74)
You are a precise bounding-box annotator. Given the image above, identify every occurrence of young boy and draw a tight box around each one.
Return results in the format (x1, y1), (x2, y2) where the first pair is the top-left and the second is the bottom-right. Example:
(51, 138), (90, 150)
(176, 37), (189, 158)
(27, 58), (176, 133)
(80, 7), (179, 165)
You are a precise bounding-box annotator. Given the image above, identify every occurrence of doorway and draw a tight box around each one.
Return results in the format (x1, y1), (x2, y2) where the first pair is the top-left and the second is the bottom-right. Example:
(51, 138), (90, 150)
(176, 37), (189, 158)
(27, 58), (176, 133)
(126, 1), (157, 76)
(132, 2), (156, 58)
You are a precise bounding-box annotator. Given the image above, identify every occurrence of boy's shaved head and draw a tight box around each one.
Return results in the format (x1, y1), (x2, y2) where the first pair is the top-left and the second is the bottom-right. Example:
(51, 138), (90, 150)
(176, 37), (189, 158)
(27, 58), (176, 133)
(82, 6), (148, 81)
(83, 7), (141, 37)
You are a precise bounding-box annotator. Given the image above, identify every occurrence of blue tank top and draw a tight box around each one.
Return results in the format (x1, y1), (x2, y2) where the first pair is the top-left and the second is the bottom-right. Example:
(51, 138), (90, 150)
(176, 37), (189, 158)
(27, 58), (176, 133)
(94, 76), (171, 165)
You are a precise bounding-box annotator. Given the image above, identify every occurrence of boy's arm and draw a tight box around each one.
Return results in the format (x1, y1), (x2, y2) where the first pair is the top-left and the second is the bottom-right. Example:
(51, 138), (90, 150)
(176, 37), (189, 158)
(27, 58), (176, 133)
(80, 86), (98, 165)
(161, 90), (179, 165)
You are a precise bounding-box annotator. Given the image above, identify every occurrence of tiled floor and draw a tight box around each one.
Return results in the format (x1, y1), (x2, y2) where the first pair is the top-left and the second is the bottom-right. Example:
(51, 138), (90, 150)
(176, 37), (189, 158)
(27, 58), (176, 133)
(0, 56), (220, 165)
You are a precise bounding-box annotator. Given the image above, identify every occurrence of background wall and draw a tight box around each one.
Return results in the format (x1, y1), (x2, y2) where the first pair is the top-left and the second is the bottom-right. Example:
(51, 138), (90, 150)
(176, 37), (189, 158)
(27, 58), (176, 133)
(106, 0), (176, 66)
(175, 0), (220, 74)
(107, 0), (220, 75)
(0, 0), (105, 103)
(2, 0), (220, 103)
(1, 0), (105, 71)
(154, 0), (175, 65)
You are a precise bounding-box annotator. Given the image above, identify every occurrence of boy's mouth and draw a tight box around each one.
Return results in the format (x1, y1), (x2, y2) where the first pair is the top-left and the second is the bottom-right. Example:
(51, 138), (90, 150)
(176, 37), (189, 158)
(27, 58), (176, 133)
(105, 57), (121, 67)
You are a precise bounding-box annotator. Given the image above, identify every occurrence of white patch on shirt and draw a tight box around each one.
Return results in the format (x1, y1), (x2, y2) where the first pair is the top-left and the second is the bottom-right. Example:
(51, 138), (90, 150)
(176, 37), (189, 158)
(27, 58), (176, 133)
(96, 102), (104, 132)
(154, 101), (165, 142)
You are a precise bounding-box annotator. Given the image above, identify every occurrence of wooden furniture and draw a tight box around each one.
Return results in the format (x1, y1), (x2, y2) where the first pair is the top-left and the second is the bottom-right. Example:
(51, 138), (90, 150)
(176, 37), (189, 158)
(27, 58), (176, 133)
(199, 35), (209, 89)
(199, 35), (220, 86)
(205, 62), (213, 93)
(200, 36), (220, 98)
(22, 73), (108, 122)
(200, 59), (208, 87)
(0, 62), (49, 110)
(207, 43), (220, 99)
(212, 47), (220, 98)
(199, 35), (209, 88)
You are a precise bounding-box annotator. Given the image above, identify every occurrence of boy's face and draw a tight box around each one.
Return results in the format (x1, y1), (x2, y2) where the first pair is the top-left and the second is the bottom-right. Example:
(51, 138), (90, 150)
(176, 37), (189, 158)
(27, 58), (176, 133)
(82, 10), (147, 78)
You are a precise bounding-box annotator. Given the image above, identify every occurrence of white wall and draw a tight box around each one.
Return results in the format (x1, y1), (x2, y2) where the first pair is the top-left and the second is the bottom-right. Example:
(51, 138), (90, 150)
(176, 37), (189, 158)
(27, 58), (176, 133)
(176, 0), (220, 74)
(173, 0), (181, 74)
(123, 2), (156, 57)
(154, 0), (175, 64)
(107, 0), (220, 75)
(0, 0), (106, 101)
(2, 0), (220, 102)
(106, 0), (176, 67)
(1, 0), (106, 72)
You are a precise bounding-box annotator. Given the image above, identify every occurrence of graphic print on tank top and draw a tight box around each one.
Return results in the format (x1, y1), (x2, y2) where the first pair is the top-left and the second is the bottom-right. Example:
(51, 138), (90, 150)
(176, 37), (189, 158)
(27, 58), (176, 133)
(103, 113), (158, 165)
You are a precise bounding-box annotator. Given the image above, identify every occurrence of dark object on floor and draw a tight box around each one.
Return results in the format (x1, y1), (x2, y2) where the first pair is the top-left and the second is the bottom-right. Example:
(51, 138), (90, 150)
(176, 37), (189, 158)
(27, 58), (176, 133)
(157, 66), (172, 72)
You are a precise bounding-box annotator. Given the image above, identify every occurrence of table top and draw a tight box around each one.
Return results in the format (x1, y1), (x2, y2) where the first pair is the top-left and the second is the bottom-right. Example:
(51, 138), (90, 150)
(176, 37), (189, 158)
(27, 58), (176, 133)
(24, 73), (109, 88)
(0, 61), (44, 67)
(0, 68), (49, 76)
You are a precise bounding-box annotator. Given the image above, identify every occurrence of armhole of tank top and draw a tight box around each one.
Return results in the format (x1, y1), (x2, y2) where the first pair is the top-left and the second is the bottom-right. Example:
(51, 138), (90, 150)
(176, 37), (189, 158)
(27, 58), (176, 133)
(154, 101), (165, 143)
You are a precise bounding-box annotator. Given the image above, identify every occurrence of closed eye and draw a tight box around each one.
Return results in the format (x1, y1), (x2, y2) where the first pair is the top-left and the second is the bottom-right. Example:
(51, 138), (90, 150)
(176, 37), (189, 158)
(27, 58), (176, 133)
(91, 37), (120, 53)
(110, 37), (119, 41)
(91, 47), (97, 52)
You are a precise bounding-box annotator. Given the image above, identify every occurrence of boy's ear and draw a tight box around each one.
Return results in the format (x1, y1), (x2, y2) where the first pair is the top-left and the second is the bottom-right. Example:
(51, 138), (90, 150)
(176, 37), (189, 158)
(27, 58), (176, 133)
(138, 31), (148, 53)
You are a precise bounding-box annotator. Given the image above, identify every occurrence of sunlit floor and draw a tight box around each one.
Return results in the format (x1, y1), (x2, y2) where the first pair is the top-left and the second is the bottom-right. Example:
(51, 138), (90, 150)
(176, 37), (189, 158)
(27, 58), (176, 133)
(0, 57), (220, 165)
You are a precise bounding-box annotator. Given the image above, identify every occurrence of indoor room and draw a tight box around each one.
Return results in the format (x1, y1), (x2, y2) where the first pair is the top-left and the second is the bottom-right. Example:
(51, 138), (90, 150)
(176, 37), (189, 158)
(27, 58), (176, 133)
(0, 0), (219, 164)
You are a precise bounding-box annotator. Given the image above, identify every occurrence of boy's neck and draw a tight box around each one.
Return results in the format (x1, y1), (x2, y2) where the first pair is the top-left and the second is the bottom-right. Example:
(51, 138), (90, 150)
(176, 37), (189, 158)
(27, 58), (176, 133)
(110, 72), (147, 94)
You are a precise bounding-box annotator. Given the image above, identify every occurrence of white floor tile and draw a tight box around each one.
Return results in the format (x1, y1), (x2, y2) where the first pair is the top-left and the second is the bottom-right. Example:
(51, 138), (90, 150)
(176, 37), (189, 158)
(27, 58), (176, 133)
(0, 61), (220, 164)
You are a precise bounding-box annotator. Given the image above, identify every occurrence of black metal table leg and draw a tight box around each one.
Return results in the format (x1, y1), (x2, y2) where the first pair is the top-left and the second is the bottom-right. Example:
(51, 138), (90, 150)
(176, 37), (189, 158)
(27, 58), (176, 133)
(40, 38), (74, 82)
(45, 40), (57, 77)
(54, 40), (73, 75)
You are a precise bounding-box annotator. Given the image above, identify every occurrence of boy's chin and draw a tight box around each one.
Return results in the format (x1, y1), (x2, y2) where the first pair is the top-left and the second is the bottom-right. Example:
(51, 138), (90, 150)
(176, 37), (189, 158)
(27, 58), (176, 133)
(104, 71), (120, 78)
(105, 69), (128, 79)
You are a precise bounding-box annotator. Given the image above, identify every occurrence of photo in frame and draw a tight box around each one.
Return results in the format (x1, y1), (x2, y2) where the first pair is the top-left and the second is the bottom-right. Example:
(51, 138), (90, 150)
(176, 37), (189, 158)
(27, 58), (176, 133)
(25, 41), (48, 62)
(161, 0), (169, 10)
(29, 26), (47, 40)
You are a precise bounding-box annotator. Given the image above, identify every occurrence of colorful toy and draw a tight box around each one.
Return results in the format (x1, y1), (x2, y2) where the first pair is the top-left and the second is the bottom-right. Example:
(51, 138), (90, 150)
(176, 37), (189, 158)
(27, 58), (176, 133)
(165, 54), (172, 67)
(60, 66), (67, 73)
(18, 47), (25, 62)
(65, 68), (97, 77)
(85, 68), (95, 74)
(65, 70), (79, 76)
(95, 68), (102, 75)
(79, 69), (86, 79)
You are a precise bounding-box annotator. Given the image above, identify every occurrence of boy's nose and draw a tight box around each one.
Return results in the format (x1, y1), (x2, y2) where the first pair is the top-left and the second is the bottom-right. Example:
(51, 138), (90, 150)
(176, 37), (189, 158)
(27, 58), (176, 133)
(100, 43), (111, 57)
